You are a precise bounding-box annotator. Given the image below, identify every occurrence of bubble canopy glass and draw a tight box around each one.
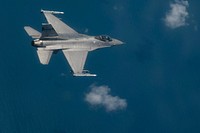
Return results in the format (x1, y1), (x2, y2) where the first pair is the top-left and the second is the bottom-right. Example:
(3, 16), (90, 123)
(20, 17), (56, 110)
(95, 35), (112, 42)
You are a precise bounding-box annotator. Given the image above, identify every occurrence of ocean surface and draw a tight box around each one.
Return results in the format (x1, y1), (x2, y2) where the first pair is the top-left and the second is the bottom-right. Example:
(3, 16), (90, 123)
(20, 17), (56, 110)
(0, 0), (200, 132)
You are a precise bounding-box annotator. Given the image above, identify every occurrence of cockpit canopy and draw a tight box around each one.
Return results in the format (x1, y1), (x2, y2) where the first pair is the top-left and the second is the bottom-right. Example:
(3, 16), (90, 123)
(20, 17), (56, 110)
(95, 35), (112, 42)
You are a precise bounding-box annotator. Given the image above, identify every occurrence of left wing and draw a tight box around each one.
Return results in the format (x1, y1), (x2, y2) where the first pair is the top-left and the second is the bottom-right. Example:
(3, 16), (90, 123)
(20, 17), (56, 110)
(42, 10), (82, 39)
(62, 50), (88, 74)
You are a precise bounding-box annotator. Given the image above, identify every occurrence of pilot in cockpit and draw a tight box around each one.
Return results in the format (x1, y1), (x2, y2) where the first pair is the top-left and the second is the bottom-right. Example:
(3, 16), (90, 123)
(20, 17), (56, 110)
(95, 35), (112, 42)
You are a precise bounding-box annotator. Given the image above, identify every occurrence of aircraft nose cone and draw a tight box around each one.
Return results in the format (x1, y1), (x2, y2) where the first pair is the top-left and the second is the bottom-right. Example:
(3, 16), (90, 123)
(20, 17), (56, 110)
(113, 39), (124, 45)
(117, 40), (124, 45)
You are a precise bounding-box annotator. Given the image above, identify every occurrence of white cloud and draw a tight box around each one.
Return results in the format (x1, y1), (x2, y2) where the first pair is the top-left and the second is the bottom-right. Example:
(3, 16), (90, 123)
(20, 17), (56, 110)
(164, 0), (189, 29)
(85, 85), (127, 112)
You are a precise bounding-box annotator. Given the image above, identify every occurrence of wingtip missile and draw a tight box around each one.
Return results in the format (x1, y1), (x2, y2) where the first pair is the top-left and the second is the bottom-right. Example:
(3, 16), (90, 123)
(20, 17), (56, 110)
(41, 9), (64, 14)
(73, 73), (97, 77)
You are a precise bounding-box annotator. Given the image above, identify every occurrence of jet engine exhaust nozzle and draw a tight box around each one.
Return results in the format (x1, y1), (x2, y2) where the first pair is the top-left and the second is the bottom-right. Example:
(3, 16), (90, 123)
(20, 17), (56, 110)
(31, 40), (43, 47)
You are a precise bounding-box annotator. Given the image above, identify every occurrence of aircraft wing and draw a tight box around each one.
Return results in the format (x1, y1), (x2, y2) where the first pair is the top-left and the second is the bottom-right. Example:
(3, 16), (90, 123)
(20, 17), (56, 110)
(42, 11), (81, 39)
(62, 50), (88, 74)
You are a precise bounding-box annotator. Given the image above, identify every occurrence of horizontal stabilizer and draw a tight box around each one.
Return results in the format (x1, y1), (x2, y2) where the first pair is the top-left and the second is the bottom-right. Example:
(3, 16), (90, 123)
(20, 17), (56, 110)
(73, 73), (97, 77)
(24, 26), (41, 39)
(37, 49), (53, 65)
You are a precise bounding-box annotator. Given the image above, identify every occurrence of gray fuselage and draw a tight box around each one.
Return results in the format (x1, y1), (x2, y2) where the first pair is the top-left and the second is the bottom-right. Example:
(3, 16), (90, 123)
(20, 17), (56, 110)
(32, 36), (122, 51)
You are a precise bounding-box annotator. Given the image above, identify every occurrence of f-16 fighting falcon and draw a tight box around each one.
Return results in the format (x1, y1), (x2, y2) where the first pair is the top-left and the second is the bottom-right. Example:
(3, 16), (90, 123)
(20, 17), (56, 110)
(24, 10), (124, 76)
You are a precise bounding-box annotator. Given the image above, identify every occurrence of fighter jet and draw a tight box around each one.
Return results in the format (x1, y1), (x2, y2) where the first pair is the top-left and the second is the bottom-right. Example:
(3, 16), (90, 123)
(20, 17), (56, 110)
(24, 10), (123, 76)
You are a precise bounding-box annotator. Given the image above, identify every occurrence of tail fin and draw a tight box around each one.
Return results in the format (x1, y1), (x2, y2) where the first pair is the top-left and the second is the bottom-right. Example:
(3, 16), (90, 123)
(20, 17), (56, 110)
(24, 26), (41, 39)
(37, 48), (53, 65)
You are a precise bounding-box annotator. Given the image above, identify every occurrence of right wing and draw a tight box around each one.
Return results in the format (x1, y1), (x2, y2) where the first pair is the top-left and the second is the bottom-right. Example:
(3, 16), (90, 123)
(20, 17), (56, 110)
(62, 50), (88, 74)
(37, 49), (96, 76)
(42, 11), (82, 39)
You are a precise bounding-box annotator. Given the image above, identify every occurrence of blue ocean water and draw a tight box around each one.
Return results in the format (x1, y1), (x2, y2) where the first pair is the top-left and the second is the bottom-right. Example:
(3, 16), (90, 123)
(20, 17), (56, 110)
(0, 0), (200, 132)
